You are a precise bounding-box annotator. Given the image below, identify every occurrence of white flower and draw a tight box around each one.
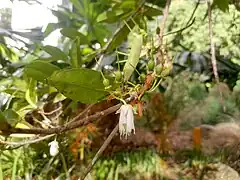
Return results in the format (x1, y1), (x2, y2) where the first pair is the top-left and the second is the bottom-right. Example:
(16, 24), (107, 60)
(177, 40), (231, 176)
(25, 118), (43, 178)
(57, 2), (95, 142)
(48, 140), (59, 157)
(116, 104), (135, 139)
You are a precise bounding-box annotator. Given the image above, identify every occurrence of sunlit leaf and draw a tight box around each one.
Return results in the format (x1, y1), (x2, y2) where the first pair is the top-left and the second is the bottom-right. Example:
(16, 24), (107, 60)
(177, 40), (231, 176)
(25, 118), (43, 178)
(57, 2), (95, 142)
(53, 93), (66, 103)
(3, 89), (25, 99)
(12, 78), (28, 91)
(24, 60), (61, 82)
(25, 79), (38, 108)
(48, 68), (108, 103)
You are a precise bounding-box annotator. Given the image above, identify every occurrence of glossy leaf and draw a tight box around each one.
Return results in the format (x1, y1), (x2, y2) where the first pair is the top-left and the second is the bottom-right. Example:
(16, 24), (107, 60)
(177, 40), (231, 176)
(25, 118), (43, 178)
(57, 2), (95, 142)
(42, 45), (68, 61)
(47, 68), (108, 104)
(70, 37), (82, 68)
(24, 60), (61, 82)
(25, 79), (38, 108)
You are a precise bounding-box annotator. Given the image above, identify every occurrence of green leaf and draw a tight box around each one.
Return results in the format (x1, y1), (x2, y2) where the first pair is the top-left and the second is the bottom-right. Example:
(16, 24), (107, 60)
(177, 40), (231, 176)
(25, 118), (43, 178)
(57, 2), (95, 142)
(213, 0), (229, 12)
(47, 68), (108, 104)
(69, 0), (85, 15)
(0, 111), (11, 131)
(70, 37), (82, 68)
(60, 28), (88, 43)
(97, 0), (136, 24)
(12, 78), (28, 91)
(24, 60), (61, 82)
(12, 150), (21, 180)
(44, 23), (62, 37)
(3, 89), (25, 99)
(97, 9), (128, 23)
(104, 16), (141, 52)
(42, 45), (68, 61)
(3, 109), (20, 127)
(25, 79), (38, 108)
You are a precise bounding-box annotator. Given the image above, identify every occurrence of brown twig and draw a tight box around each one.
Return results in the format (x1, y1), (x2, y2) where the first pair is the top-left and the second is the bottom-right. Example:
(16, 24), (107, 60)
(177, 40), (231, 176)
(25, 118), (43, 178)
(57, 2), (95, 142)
(207, 0), (225, 111)
(159, 0), (171, 44)
(2, 104), (121, 135)
(207, 0), (219, 83)
(39, 105), (62, 115)
(157, 0), (171, 65)
(0, 134), (55, 146)
(81, 124), (119, 180)
(67, 104), (95, 125)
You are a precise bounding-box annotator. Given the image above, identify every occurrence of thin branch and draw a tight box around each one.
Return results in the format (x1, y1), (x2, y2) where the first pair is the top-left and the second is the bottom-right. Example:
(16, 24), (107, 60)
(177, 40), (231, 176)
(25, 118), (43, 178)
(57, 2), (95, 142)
(156, 0), (171, 64)
(207, 0), (219, 83)
(163, 0), (200, 37)
(158, 0), (171, 45)
(2, 104), (121, 135)
(81, 124), (119, 180)
(163, 17), (195, 37)
(67, 104), (95, 125)
(0, 134), (54, 146)
(207, 1), (226, 112)
(39, 105), (62, 115)
(185, 0), (200, 29)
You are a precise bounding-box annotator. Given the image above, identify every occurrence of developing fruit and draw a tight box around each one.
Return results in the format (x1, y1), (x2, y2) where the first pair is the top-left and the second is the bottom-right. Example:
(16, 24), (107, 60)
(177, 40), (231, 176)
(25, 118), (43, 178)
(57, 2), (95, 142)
(115, 71), (122, 82)
(103, 78), (110, 87)
(155, 64), (163, 75)
(147, 60), (155, 71)
(139, 73), (146, 83)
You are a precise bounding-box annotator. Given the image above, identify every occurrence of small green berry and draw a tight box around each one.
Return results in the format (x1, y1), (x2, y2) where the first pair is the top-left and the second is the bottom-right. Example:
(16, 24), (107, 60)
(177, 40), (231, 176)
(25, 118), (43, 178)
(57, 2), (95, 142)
(147, 60), (155, 71)
(103, 78), (110, 87)
(155, 64), (163, 75)
(139, 73), (146, 83)
(115, 71), (122, 82)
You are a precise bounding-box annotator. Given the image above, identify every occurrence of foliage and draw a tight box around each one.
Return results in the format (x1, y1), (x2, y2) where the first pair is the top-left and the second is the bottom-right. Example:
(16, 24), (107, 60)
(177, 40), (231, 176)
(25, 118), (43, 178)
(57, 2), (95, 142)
(165, 1), (240, 62)
(164, 73), (240, 129)
(1, 0), (240, 179)
(92, 150), (166, 180)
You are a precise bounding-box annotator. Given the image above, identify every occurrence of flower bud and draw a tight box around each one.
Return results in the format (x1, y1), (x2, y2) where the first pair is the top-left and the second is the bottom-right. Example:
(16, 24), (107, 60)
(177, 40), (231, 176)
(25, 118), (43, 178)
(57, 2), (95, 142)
(116, 104), (135, 139)
(48, 140), (59, 157)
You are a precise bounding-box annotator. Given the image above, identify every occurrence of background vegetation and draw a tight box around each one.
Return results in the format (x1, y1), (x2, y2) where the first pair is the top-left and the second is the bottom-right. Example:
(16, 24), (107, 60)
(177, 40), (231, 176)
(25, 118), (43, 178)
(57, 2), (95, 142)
(0, 0), (240, 179)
